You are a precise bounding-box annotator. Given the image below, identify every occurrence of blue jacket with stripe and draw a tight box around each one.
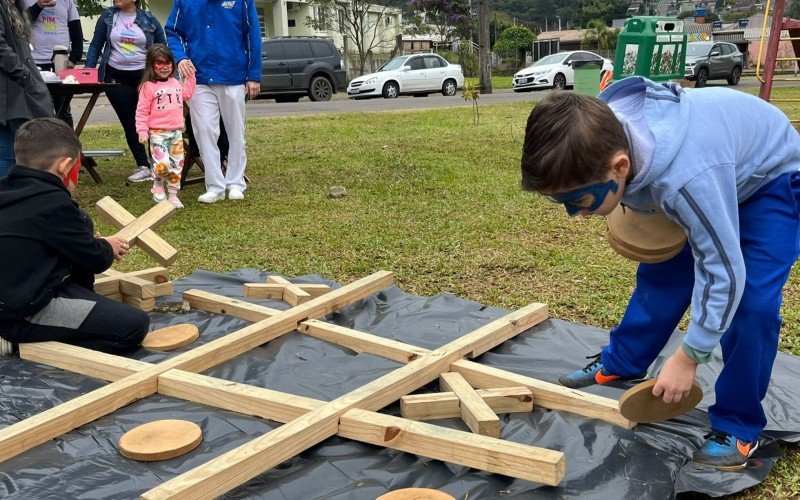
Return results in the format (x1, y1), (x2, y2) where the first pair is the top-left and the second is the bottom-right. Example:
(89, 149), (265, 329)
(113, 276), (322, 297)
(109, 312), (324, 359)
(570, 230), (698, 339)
(164, 0), (262, 85)
(599, 76), (800, 353)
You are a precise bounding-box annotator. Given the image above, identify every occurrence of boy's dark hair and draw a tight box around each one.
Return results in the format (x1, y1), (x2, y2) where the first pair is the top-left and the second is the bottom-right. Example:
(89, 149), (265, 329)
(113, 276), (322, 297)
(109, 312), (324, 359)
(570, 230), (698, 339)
(14, 118), (81, 170)
(520, 92), (629, 192)
(140, 44), (176, 89)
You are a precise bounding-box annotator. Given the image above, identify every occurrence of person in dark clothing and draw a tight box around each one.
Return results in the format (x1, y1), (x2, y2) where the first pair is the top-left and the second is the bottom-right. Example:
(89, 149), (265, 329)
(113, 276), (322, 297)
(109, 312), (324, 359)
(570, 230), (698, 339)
(0, 118), (149, 355)
(0, 0), (54, 177)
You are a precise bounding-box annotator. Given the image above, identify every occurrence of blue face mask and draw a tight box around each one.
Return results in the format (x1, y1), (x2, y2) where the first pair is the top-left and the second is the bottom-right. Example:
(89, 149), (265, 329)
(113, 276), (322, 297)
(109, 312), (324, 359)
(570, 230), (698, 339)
(544, 180), (619, 216)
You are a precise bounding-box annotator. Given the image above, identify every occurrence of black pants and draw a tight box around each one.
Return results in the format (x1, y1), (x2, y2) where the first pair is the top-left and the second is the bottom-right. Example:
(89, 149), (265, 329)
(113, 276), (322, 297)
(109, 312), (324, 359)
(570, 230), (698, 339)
(39, 63), (74, 128)
(104, 65), (149, 167)
(0, 280), (149, 354)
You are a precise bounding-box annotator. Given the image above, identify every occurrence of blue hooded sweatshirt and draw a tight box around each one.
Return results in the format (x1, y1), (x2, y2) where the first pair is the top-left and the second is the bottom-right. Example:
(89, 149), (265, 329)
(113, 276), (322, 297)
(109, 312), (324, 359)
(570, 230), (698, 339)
(599, 76), (800, 352)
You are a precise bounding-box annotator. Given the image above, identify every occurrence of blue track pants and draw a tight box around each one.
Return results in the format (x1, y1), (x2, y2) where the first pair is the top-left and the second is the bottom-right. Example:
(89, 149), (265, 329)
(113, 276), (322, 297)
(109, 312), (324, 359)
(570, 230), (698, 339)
(602, 171), (800, 442)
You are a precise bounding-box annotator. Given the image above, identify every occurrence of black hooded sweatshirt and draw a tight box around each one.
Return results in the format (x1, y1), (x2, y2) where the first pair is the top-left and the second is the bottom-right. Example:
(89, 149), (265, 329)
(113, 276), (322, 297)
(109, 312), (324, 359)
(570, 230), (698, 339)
(0, 165), (114, 319)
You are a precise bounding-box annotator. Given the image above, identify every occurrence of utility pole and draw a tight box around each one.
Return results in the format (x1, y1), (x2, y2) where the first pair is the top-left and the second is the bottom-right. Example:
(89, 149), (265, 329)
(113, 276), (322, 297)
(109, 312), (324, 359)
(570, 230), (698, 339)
(479, 0), (492, 94)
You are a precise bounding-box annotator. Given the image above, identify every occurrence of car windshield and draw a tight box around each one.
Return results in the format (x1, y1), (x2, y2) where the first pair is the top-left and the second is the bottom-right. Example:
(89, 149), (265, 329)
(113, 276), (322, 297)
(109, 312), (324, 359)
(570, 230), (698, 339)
(532, 53), (567, 67)
(686, 44), (711, 56)
(378, 57), (409, 72)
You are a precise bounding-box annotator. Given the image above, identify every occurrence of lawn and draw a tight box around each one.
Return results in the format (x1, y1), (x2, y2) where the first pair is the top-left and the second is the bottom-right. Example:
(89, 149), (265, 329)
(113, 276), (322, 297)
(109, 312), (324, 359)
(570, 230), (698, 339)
(465, 75), (514, 90)
(75, 88), (800, 498)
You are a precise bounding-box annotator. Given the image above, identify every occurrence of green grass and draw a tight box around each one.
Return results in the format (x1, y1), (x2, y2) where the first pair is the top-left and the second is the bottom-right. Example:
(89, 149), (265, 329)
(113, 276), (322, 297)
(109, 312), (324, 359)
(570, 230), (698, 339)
(75, 91), (800, 498)
(465, 75), (514, 90)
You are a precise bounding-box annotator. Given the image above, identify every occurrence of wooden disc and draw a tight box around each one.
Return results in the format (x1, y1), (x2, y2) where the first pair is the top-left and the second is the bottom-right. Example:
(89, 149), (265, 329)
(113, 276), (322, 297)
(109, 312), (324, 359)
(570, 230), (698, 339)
(377, 488), (456, 500)
(119, 419), (202, 461)
(619, 378), (704, 423)
(141, 324), (199, 351)
(606, 204), (686, 263)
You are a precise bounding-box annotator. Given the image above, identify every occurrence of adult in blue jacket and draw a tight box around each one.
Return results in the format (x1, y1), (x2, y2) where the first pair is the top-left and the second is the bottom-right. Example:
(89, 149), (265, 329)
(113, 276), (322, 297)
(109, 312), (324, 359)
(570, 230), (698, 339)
(522, 76), (800, 470)
(165, 0), (261, 203)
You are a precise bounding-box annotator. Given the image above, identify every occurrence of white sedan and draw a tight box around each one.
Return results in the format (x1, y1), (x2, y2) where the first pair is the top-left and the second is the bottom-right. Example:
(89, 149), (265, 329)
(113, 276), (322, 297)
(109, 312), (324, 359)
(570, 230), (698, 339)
(347, 54), (465, 99)
(513, 51), (613, 91)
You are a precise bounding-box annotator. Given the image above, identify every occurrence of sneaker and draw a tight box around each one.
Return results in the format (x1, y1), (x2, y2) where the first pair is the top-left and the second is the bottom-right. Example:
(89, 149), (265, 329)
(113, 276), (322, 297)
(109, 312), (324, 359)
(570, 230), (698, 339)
(197, 191), (225, 204)
(0, 336), (13, 355)
(151, 184), (166, 203)
(127, 166), (154, 183)
(227, 188), (245, 200)
(693, 429), (759, 470)
(168, 194), (184, 209)
(557, 353), (645, 389)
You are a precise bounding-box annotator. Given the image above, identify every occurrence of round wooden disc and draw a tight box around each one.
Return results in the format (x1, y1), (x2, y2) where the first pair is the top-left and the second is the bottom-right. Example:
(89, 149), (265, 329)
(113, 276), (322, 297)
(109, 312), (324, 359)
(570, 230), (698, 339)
(119, 419), (202, 461)
(141, 324), (199, 351)
(619, 378), (704, 423)
(377, 488), (456, 500)
(606, 204), (686, 263)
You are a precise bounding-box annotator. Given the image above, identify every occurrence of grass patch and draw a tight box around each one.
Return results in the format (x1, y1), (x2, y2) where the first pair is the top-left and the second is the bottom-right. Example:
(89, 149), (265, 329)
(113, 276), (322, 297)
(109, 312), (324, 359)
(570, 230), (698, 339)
(75, 91), (800, 498)
(465, 75), (514, 90)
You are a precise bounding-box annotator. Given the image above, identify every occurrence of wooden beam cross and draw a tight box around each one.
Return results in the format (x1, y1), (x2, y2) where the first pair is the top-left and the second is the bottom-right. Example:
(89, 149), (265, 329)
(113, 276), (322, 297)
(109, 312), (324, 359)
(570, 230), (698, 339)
(243, 276), (332, 306)
(95, 197), (178, 266)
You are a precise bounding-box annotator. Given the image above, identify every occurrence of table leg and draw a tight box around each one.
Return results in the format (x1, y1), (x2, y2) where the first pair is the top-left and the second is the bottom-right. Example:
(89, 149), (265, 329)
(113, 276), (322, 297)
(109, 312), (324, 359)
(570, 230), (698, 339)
(75, 92), (100, 137)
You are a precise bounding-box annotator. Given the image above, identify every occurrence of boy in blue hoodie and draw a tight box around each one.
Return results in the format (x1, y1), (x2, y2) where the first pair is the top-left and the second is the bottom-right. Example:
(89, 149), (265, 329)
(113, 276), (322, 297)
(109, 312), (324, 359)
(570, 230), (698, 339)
(521, 76), (800, 470)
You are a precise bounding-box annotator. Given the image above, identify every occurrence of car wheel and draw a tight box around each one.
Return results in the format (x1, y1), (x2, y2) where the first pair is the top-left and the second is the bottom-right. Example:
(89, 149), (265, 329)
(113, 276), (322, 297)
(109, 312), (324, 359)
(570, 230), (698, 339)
(552, 73), (566, 90)
(727, 66), (741, 85)
(308, 76), (333, 102)
(275, 96), (301, 103)
(695, 68), (708, 88)
(382, 81), (399, 99)
(442, 79), (457, 96)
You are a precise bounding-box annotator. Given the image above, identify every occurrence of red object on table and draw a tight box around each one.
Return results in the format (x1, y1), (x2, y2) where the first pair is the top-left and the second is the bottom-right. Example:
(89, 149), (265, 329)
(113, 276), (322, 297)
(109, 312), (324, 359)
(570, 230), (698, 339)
(58, 68), (99, 84)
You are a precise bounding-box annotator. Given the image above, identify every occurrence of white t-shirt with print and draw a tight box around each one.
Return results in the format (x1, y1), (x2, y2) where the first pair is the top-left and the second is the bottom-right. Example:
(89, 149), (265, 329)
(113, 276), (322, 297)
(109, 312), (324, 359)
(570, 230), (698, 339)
(25, 0), (80, 65)
(108, 11), (147, 71)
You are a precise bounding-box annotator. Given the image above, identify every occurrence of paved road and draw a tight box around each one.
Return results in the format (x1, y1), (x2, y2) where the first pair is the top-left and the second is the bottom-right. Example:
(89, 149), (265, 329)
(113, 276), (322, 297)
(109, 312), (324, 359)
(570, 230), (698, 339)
(70, 75), (792, 125)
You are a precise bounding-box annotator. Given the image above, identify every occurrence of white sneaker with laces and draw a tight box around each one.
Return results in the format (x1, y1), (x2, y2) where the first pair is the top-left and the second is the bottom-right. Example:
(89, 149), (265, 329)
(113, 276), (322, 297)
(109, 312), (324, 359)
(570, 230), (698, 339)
(227, 188), (245, 200)
(197, 191), (225, 204)
(0, 337), (13, 356)
(127, 166), (154, 183)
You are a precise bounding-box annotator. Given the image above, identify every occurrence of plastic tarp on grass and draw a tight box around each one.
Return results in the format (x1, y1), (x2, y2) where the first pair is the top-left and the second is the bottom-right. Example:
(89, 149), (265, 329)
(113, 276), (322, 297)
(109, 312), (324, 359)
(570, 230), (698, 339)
(1, 269), (800, 499)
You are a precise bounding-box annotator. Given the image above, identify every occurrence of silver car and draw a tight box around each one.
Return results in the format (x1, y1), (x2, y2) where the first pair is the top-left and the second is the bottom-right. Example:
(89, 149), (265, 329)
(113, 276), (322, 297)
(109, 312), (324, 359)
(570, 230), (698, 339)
(684, 41), (744, 87)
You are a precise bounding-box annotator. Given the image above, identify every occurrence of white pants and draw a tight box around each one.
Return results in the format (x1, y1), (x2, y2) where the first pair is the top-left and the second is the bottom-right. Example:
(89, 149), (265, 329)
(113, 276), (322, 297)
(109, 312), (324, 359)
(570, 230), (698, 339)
(189, 84), (247, 194)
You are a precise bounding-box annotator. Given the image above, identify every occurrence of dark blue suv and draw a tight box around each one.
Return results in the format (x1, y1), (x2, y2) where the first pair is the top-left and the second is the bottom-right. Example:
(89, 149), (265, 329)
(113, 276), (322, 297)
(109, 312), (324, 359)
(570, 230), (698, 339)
(260, 37), (347, 102)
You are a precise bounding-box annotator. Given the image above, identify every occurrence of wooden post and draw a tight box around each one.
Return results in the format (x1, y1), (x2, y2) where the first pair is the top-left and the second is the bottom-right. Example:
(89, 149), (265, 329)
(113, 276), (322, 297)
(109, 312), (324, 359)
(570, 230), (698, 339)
(478, 0), (492, 94)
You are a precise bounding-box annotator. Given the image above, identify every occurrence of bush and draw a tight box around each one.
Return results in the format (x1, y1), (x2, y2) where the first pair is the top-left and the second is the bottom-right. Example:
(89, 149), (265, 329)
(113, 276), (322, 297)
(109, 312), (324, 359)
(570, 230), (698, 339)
(439, 48), (478, 78)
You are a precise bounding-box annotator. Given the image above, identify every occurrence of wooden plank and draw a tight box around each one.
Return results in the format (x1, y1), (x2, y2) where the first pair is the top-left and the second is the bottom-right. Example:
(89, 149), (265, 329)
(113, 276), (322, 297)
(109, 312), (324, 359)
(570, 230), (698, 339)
(106, 293), (123, 302)
(98, 268), (124, 277)
(94, 279), (120, 296)
(440, 372), (500, 437)
(339, 409), (564, 486)
(94, 268), (169, 295)
(267, 276), (311, 306)
(183, 289), (282, 322)
(297, 284), (331, 298)
(451, 360), (634, 429)
(20, 342), (152, 381)
(120, 276), (158, 299)
(141, 303), (546, 499)
(115, 201), (175, 242)
(401, 387), (533, 421)
(242, 283), (286, 300)
(153, 282), (174, 297)
(122, 295), (155, 311)
(299, 320), (428, 364)
(95, 197), (178, 266)
(180, 290), (629, 428)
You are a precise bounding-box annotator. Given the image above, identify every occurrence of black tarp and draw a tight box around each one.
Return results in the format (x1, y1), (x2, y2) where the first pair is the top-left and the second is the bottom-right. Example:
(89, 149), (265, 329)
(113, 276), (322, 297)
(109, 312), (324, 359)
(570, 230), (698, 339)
(1, 269), (799, 499)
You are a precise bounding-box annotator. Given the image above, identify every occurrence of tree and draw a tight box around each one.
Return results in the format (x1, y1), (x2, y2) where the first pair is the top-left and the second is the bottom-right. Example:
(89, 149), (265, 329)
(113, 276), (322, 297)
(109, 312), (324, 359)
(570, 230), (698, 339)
(789, 0), (800, 19)
(306, 0), (401, 76)
(581, 19), (618, 50)
(493, 25), (535, 68)
(75, 0), (107, 16)
(410, 0), (472, 42)
(575, 0), (628, 27)
(489, 16), (514, 49)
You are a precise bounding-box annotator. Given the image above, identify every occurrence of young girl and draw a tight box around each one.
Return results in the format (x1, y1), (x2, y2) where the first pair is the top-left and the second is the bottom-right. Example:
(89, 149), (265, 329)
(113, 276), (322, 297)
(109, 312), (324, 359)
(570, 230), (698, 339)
(135, 44), (195, 208)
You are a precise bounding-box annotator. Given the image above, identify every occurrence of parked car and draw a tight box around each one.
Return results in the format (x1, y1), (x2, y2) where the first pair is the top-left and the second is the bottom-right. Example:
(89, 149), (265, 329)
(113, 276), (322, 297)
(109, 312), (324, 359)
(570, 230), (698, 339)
(684, 41), (743, 87)
(512, 51), (614, 91)
(347, 54), (464, 99)
(260, 37), (347, 102)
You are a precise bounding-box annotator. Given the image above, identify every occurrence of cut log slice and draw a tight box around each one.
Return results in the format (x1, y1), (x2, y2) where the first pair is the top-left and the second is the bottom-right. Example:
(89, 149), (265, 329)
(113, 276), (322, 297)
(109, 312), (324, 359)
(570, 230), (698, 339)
(619, 378), (704, 423)
(141, 324), (199, 351)
(119, 419), (202, 461)
(377, 488), (456, 500)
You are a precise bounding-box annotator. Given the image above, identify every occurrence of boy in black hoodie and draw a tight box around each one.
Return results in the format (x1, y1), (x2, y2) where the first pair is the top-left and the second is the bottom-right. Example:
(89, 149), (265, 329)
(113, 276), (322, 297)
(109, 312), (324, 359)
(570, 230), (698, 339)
(0, 118), (149, 354)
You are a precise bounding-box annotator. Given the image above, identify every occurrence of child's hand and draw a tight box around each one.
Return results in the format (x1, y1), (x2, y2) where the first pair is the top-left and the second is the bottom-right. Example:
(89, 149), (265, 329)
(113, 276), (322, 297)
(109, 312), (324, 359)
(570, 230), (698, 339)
(138, 134), (148, 144)
(652, 348), (698, 404)
(102, 235), (131, 261)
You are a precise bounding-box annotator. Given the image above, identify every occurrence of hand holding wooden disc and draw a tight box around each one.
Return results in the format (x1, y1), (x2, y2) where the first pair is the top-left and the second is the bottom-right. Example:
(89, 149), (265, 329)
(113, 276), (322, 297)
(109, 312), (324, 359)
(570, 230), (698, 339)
(377, 488), (456, 500)
(119, 419), (202, 461)
(141, 324), (199, 351)
(619, 378), (703, 423)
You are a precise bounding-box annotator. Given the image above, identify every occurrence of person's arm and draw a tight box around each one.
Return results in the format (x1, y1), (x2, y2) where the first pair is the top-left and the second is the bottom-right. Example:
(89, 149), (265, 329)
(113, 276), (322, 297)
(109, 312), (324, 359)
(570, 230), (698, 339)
(0, 10), (33, 87)
(42, 199), (115, 274)
(164, 0), (188, 63)
(84, 10), (108, 68)
(149, 12), (166, 45)
(182, 72), (195, 101)
(135, 82), (153, 138)
(27, 2), (43, 21)
(67, 0), (82, 64)
(243, 0), (262, 83)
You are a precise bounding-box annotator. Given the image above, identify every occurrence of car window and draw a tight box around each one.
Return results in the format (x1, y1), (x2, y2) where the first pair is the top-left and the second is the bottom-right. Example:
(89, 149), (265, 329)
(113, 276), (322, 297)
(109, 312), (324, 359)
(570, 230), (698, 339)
(311, 41), (334, 58)
(423, 56), (442, 69)
(721, 44), (733, 55)
(711, 45), (721, 56)
(263, 42), (284, 60)
(408, 57), (425, 70)
(284, 41), (312, 59)
(564, 54), (577, 63)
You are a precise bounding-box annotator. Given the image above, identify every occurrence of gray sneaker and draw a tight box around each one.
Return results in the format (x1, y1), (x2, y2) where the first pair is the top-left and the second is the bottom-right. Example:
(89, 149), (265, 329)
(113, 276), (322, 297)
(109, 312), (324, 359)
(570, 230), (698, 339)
(127, 166), (154, 183)
(0, 337), (13, 355)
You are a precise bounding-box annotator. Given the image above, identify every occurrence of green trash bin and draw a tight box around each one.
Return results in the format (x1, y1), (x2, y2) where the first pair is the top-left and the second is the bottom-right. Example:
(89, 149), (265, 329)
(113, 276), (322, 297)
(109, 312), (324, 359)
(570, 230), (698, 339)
(613, 16), (687, 82)
(572, 60), (602, 96)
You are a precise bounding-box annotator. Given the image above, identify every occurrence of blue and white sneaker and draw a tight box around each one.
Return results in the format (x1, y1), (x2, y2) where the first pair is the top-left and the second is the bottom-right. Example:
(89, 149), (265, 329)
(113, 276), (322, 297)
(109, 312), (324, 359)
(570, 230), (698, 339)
(693, 429), (759, 470)
(557, 353), (644, 389)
